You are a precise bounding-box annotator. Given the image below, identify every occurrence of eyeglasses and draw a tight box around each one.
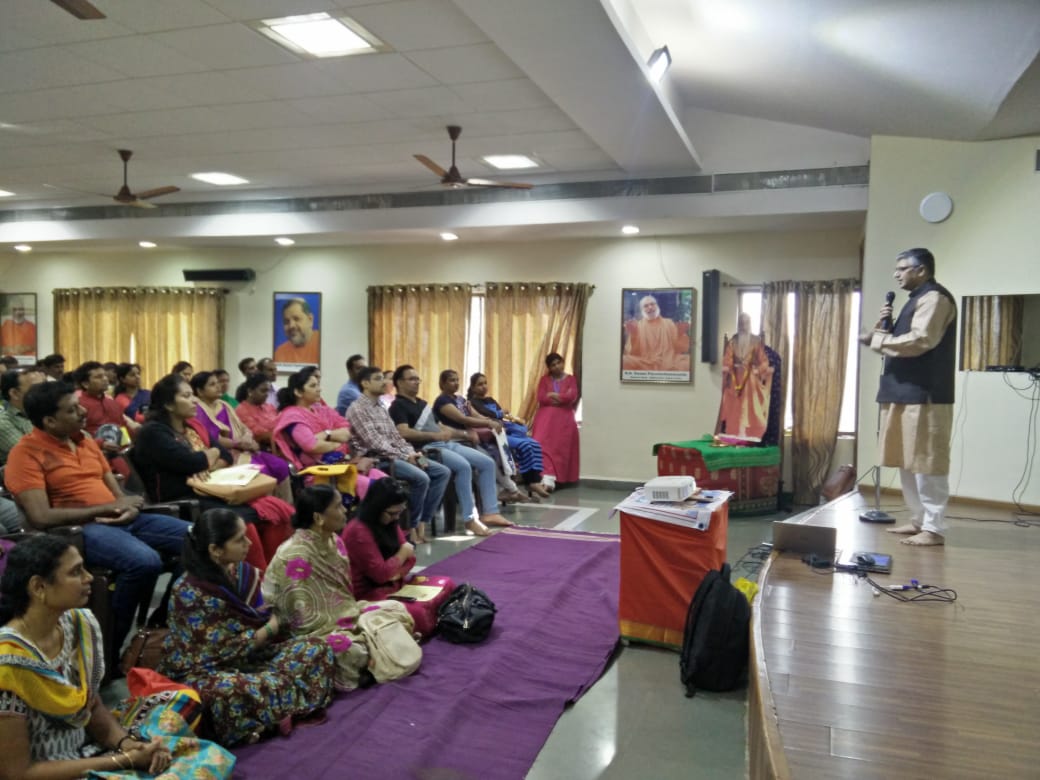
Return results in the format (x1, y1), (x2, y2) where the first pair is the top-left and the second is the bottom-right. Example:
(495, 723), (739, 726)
(894, 264), (920, 274)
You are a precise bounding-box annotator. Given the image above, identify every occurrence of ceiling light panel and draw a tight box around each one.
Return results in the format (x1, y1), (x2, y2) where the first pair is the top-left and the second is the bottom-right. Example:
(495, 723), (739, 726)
(482, 155), (539, 170)
(190, 172), (249, 186)
(255, 13), (387, 59)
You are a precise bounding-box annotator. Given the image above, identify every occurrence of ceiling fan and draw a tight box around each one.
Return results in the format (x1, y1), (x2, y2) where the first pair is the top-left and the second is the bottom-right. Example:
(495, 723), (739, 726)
(50, 0), (106, 20)
(414, 126), (534, 190)
(110, 149), (179, 208)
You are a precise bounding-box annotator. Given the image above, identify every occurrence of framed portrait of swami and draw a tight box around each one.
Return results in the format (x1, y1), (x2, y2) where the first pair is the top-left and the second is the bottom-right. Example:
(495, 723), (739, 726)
(620, 287), (694, 384)
(273, 292), (322, 371)
(0, 292), (39, 365)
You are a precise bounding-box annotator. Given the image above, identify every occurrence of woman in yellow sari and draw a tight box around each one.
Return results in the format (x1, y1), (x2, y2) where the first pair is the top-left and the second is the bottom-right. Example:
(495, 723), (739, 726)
(0, 534), (234, 778)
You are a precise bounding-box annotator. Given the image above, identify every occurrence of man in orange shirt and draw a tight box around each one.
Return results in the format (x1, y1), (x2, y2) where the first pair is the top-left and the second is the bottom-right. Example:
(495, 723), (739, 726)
(273, 298), (320, 365)
(5, 381), (190, 648)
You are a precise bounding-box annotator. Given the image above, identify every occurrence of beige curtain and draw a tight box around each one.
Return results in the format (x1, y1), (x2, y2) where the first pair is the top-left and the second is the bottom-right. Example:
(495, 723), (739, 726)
(790, 279), (856, 504)
(961, 295), (1023, 371)
(762, 279), (857, 505)
(54, 287), (226, 386)
(484, 282), (593, 423)
(368, 284), (472, 390)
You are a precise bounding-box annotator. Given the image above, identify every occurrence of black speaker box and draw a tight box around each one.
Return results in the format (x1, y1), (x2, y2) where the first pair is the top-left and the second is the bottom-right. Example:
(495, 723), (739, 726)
(182, 268), (256, 283)
(701, 269), (720, 364)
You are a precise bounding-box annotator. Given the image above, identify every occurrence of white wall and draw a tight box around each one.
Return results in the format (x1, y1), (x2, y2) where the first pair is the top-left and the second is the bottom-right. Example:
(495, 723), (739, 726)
(859, 134), (1040, 507)
(1, 227), (861, 482)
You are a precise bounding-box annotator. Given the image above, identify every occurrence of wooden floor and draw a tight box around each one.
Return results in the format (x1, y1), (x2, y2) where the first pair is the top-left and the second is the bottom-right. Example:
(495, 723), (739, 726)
(749, 490), (1040, 779)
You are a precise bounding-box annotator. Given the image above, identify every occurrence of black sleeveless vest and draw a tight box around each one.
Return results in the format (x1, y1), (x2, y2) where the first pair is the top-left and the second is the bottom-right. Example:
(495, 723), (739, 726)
(876, 279), (956, 405)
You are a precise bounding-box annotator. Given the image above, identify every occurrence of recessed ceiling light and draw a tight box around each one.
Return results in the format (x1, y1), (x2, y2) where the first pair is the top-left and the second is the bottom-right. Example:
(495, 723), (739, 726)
(274, 237), (295, 246)
(190, 172), (249, 186)
(139, 241), (157, 248)
(440, 232), (459, 241)
(13, 244), (32, 253)
(621, 225), (640, 235)
(0, 189), (14, 197)
(255, 12), (385, 58)
(482, 155), (539, 171)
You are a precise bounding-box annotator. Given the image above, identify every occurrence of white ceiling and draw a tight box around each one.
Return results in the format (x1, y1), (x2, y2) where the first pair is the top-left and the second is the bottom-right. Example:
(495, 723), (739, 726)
(0, 0), (1037, 249)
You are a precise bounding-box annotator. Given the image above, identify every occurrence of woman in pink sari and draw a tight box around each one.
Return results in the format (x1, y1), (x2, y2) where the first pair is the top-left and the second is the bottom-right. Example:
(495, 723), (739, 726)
(272, 366), (385, 500)
(530, 352), (580, 488)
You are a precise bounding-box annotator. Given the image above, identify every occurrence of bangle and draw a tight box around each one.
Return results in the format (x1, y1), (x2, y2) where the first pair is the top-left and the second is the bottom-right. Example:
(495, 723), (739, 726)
(118, 749), (133, 768)
(116, 734), (134, 750)
(110, 754), (123, 770)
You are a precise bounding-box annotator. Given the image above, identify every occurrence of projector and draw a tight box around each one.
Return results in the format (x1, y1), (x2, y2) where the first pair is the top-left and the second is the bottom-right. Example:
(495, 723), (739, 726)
(644, 476), (697, 502)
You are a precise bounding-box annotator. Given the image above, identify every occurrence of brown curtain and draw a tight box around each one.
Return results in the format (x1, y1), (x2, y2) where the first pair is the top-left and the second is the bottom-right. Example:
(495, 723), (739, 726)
(483, 282), (593, 423)
(54, 287), (226, 386)
(961, 295), (1023, 371)
(368, 284), (472, 390)
(762, 279), (858, 505)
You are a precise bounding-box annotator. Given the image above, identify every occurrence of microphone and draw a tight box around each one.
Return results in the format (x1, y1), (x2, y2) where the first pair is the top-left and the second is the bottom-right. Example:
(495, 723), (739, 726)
(880, 291), (895, 331)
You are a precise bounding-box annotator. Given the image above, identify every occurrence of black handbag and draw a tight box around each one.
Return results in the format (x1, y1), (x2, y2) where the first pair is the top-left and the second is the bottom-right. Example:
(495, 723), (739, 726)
(436, 583), (496, 643)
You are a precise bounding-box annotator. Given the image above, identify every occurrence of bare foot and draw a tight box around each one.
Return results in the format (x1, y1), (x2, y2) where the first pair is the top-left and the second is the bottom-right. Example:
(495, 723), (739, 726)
(465, 519), (491, 537)
(414, 522), (428, 544)
(481, 513), (515, 527)
(887, 524), (920, 535)
(902, 531), (945, 546)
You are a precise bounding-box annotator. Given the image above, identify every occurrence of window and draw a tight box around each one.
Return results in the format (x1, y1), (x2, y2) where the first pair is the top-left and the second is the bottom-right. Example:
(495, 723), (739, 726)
(737, 289), (860, 434)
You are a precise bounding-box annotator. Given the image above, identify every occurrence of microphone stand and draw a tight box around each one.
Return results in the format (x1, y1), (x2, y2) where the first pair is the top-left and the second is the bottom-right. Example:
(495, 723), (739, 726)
(860, 338), (895, 523)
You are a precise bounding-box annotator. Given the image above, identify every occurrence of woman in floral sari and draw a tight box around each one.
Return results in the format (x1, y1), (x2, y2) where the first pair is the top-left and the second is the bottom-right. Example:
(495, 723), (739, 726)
(159, 508), (334, 746)
(262, 484), (417, 690)
(0, 535), (234, 778)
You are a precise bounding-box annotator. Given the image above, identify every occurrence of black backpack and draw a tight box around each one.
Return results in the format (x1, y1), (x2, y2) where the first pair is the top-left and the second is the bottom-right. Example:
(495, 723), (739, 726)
(679, 563), (750, 697)
(436, 583), (496, 643)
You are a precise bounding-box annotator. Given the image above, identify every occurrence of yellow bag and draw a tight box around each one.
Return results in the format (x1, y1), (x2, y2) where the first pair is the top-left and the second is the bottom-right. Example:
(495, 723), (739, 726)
(300, 463), (358, 497)
(733, 577), (759, 605)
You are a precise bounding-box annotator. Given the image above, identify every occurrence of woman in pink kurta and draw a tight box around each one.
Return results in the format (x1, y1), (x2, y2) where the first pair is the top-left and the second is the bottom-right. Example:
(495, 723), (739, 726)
(530, 352), (580, 485)
(341, 479), (452, 637)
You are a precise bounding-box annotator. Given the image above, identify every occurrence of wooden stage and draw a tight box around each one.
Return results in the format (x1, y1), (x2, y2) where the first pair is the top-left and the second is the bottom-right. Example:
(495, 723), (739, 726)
(749, 490), (1040, 779)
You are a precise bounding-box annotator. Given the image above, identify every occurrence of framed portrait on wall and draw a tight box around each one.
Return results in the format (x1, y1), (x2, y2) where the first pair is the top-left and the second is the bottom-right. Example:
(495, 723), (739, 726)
(620, 287), (694, 384)
(0, 292), (38, 364)
(273, 292), (322, 371)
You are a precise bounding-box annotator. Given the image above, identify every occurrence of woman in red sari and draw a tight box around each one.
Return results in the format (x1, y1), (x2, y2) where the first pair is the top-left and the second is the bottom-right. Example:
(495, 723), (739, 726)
(272, 366), (385, 500)
(530, 352), (580, 488)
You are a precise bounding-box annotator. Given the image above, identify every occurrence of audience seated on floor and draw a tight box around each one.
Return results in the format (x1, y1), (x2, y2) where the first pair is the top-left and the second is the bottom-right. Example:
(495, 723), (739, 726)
(0, 535), (234, 777)
(467, 372), (552, 499)
(271, 366), (385, 501)
(389, 364), (514, 538)
(158, 508), (335, 746)
(433, 368), (528, 504)
(1, 368), (44, 466)
(261, 484), (419, 690)
(342, 478), (454, 638)
(5, 381), (190, 651)
(190, 371), (292, 503)
(133, 374), (291, 570)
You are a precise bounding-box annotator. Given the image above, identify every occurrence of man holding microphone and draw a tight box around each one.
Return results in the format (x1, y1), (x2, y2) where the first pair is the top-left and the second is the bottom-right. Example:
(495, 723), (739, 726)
(861, 248), (956, 546)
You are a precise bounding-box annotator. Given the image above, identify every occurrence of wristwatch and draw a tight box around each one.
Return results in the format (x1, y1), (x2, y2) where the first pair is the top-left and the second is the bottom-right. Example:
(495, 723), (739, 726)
(323, 429), (332, 440)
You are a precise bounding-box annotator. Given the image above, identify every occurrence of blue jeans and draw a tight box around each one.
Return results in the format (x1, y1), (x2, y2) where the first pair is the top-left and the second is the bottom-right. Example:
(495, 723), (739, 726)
(423, 442), (500, 519)
(81, 512), (191, 648)
(387, 458), (450, 527)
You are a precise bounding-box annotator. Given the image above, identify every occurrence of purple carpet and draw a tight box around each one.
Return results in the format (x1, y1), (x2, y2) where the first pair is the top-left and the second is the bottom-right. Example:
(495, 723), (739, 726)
(233, 527), (620, 780)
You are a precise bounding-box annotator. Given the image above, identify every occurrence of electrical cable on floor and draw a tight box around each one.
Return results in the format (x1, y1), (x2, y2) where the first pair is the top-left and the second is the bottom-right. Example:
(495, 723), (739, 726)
(1004, 369), (1040, 519)
(863, 574), (957, 603)
(733, 543), (772, 580)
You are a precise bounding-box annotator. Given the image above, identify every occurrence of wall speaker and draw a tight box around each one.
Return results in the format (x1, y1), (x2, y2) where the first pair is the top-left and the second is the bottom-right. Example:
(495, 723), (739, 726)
(701, 269), (720, 364)
(182, 268), (256, 283)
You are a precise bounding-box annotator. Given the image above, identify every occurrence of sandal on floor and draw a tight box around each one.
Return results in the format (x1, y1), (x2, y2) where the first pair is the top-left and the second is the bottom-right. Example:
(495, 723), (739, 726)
(465, 519), (491, 537)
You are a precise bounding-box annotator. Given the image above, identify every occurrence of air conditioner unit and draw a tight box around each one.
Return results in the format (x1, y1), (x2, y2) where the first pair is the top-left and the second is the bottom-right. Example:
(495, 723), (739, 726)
(182, 268), (255, 282)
